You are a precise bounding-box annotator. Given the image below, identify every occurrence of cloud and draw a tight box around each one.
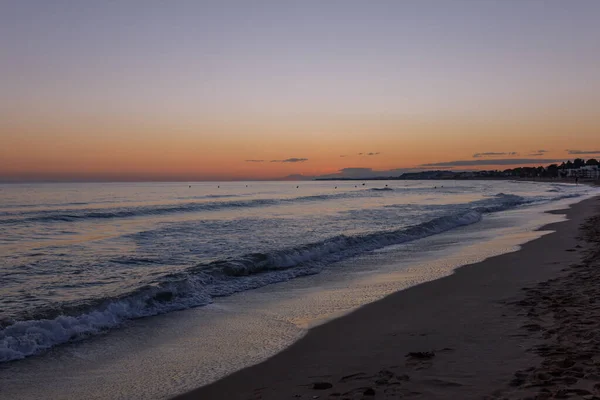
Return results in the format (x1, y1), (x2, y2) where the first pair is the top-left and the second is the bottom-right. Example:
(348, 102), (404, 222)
(283, 158), (308, 163)
(245, 159), (265, 162)
(421, 158), (563, 167)
(567, 149), (600, 155)
(340, 152), (380, 158)
(473, 152), (518, 158)
(528, 149), (548, 156)
(270, 157), (309, 163)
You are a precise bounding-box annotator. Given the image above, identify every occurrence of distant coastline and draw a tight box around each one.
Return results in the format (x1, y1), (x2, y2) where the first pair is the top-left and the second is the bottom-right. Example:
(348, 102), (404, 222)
(315, 161), (599, 182)
(315, 174), (598, 186)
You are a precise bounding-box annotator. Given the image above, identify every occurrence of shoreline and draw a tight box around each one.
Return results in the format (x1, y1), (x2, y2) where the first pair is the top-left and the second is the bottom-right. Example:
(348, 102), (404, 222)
(174, 195), (600, 399)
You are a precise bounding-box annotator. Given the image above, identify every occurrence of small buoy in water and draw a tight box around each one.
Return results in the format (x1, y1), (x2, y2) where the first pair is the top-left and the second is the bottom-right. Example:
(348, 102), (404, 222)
(189, 185), (191, 188)
(296, 186), (299, 188)
(218, 186), (220, 188)
(335, 186), (337, 189)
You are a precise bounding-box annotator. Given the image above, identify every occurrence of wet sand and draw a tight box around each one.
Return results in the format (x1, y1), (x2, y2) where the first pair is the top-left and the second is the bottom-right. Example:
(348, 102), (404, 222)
(174, 196), (600, 400)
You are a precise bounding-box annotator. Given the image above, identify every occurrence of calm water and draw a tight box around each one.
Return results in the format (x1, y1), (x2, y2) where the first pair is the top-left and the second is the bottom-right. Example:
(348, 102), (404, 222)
(0, 180), (592, 363)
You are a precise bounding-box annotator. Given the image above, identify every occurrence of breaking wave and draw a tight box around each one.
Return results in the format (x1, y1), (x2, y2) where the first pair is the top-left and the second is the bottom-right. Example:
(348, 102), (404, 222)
(0, 190), (585, 362)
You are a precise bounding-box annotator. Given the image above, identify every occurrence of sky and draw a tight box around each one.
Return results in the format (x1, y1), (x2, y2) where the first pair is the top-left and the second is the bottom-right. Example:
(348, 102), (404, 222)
(1, 0), (600, 181)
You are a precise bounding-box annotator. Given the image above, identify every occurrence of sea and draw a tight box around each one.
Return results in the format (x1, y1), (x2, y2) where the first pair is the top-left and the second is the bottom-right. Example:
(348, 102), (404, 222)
(0, 180), (597, 399)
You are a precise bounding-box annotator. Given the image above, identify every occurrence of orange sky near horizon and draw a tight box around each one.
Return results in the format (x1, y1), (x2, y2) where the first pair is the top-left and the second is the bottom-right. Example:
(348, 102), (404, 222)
(3, 109), (599, 181)
(2, 1), (600, 181)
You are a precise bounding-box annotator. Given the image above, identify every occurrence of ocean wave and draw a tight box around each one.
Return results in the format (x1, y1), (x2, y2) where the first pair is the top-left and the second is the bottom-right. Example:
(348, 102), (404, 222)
(0, 208), (484, 362)
(175, 194), (244, 200)
(0, 191), (375, 225)
(0, 189), (584, 362)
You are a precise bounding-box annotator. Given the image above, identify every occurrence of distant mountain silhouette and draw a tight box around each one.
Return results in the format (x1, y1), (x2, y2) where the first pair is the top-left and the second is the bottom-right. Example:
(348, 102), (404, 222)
(278, 174), (315, 181)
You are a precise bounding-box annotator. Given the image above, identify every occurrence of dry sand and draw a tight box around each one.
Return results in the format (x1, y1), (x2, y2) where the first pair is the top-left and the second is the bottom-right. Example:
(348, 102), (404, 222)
(174, 196), (600, 400)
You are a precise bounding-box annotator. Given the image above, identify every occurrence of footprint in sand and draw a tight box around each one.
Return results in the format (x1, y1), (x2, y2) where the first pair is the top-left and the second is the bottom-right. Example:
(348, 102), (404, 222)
(427, 378), (464, 387)
(339, 372), (368, 383)
(312, 382), (333, 390)
(406, 351), (435, 359)
(405, 351), (436, 370)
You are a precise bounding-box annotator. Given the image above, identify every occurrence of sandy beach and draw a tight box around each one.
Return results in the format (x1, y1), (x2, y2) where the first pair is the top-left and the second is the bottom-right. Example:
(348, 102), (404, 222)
(174, 196), (600, 400)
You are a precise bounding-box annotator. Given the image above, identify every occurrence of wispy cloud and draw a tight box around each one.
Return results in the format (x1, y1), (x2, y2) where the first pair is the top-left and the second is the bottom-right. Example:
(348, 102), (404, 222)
(473, 152), (518, 158)
(245, 159), (265, 163)
(367, 152), (380, 156)
(528, 149), (548, 156)
(340, 155), (347, 158)
(270, 157), (309, 163)
(567, 149), (600, 155)
(422, 158), (563, 167)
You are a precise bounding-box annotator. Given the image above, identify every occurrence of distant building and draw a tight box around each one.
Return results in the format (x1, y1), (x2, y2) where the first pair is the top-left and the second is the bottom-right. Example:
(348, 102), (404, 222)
(565, 165), (599, 179)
